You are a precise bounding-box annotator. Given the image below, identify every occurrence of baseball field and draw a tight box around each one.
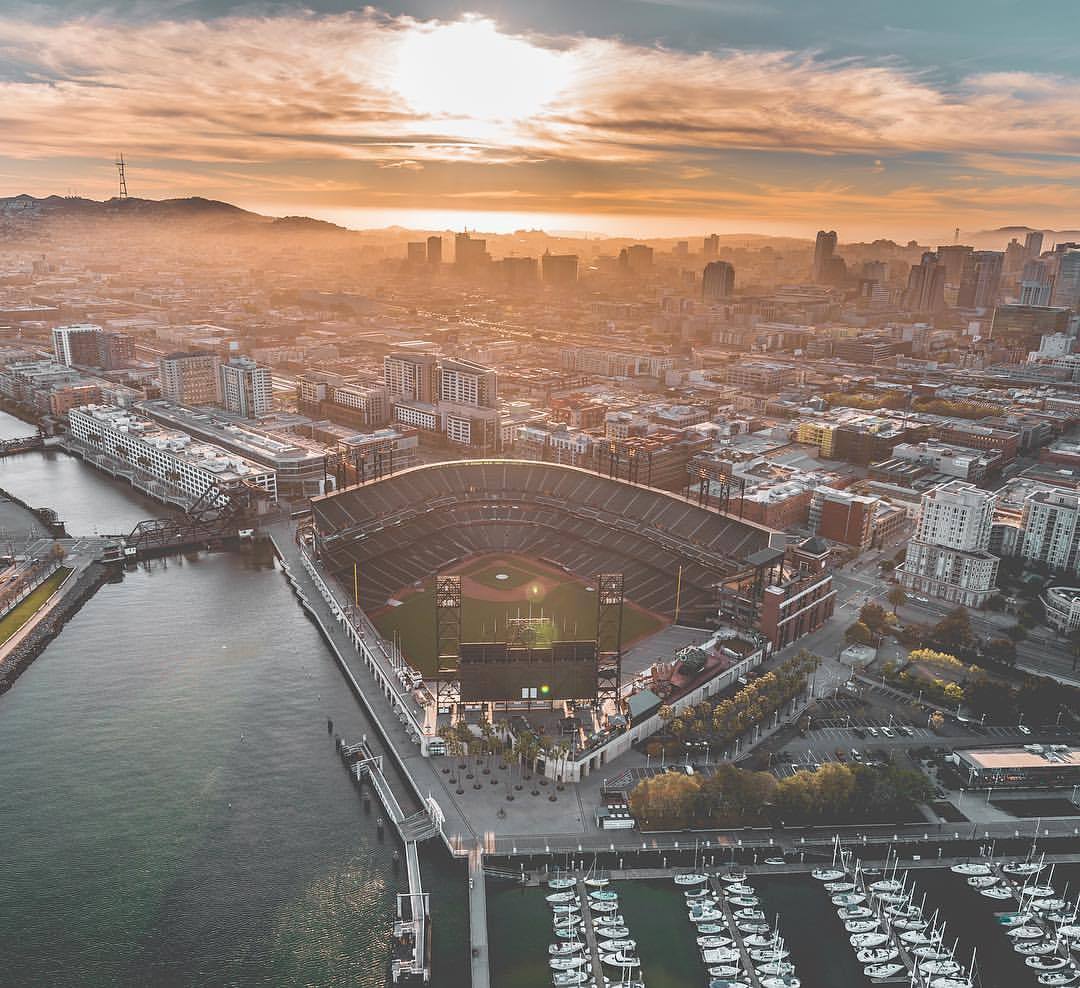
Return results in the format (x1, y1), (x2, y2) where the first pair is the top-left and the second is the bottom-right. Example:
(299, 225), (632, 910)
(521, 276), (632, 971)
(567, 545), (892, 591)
(368, 553), (669, 676)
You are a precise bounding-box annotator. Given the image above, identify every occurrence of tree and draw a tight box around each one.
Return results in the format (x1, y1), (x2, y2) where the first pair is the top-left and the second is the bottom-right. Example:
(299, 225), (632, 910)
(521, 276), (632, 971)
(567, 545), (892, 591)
(859, 602), (891, 637)
(985, 594), (1006, 613)
(931, 607), (977, 657)
(886, 585), (907, 614)
(983, 638), (1017, 665)
(628, 772), (700, 830)
(845, 621), (874, 647)
(1004, 624), (1028, 642)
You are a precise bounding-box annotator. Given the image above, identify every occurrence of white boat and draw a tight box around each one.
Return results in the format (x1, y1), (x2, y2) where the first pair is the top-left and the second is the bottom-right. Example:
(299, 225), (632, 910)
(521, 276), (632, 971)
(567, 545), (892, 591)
(832, 892), (866, 906)
(967, 875), (999, 889)
(951, 862), (992, 876)
(892, 917), (929, 931)
(724, 883), (755, 896)
(1032, 898), (1069, 912)
(845, 920), (879, 933)
(709, 965), (742, 978)
(1003, 861), (1045, 876)
(1028, 958), (1071, 972)
(850, 932), (889, 948)
(600, 951), (640, 969)
(589, 900), (618, 913)
(552, 903), (580, 915)
(812, 868), (845, 881)
(900, 931), (938, 945)
(554, 926), (584, 939)
(981, 886), (1014, 900)
(596, 926), (630, 939)
(552, 971), (588, 987)
(697, 923), (727, 934)
(549, 955), (587, 970)
(597, 939), (636, 953)
(583, 875), (609, 888)
(911, 946), (951, 960)
(761, 978), (801, 988)
(707, 981), (752, 988)
(594, 913), (625, 926)
(588, 890), (618, 901)
(728, 896), (760, 907)
(857, 947), (899, 964)
(721, 871), (748, 884)
(698, 935), (734, 948)
(1008, 926), (1047, 940)
(837, 906), (874, 919)
(870, 879), (905, 893)
(928, 979), (974, 988)
(734, 908), (767, 920)
(686, 888), (713, 900)
(921, 960), (962, 976)
(997, 912), (1033, 927)
(549, 942), (584, 956)
(826, 881), (857, 892)
(548, 876), (575, 890)
(1026, 886), (1059, 900)
(1037, 972), (1080, 986)
(674, 873), (708, 886)
(547, 891), (577, 903)
(1015, 941), (1055, 956)
(689, 908), (724, 923)
(702, 947), (742, 964)
(865, 963), (905, 981)
(744, 934), (783, 948)
(749, 946), (790, 962)
(757, 960), (796, 976)
(738, 922), (770, 934)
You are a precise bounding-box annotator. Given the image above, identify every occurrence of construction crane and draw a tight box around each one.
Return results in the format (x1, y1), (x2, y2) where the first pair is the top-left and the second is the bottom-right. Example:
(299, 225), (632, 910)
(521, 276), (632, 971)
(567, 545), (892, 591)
(115, 154), (128, 199)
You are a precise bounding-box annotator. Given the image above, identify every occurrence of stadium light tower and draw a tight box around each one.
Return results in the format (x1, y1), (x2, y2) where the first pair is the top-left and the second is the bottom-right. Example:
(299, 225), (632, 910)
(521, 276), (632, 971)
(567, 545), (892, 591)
(595, 573), (625, 711)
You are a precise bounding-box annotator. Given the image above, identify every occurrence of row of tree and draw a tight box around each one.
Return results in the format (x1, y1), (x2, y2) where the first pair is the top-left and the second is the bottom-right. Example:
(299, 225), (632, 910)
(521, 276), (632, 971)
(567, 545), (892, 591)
(659, 650), (821, 745)
(627, 760), (933, 831)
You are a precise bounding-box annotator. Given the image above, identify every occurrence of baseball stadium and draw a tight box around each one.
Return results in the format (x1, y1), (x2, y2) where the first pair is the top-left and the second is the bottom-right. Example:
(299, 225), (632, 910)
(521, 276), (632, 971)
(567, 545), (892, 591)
(309, 459), (774, 715)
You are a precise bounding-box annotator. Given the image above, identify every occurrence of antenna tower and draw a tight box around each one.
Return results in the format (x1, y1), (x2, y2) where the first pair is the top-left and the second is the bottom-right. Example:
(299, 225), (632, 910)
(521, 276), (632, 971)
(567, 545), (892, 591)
(116, 154), (128, 199)
(954, 226), (959, 244)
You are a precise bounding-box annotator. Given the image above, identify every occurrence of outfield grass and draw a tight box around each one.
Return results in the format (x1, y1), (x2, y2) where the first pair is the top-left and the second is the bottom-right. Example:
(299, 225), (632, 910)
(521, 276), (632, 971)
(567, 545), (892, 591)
(0, 567), (74, 647)
(372, 558), (667, 675)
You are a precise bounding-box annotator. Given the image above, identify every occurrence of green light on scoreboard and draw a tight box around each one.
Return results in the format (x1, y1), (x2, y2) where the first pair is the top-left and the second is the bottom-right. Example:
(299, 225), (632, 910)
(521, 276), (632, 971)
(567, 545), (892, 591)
(540, 684), (551, 696)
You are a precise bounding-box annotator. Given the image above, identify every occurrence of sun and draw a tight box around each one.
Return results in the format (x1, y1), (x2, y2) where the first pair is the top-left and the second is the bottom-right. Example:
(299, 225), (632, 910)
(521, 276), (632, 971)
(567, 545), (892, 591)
(392, 17), (568, 123)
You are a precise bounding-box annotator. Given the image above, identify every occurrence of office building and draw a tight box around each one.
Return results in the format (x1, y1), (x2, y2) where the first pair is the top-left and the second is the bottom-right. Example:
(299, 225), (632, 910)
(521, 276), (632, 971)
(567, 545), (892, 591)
(52, 324), (102, 367)
(810, 488), (877, 550)
(898, 480), (1000, 607)
(159, 351), (222, 406)
(935, 244), (974, 286)
(703, 234), (720, 260)
(438, 357), (498, 408)
(1051, 247), (1080, 310)
(702, 261), (735, 301)
(958, 250), (1003, 308)
(383, 351), (439, 404)
(406, 241), (426, 264)
(904, 252), (946, 312)
(619, 244), (654, 274)
(426, 236), (442, 266)
(499, 256), (538, 286)
(541, 252), (578, 286)
(812, 230), (838, 282)
(990, 305), (1072, 350)
(220, 356), (272, 418)
(1025, 231), (1044, 257)
(725, 361), (796, 393)
(834, 336), (897, 365)
(454, 231), (489, 270)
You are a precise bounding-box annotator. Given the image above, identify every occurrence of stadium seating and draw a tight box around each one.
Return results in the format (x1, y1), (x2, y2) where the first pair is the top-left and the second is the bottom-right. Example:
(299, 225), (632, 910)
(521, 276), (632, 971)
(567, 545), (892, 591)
(311, 460), (772, 623)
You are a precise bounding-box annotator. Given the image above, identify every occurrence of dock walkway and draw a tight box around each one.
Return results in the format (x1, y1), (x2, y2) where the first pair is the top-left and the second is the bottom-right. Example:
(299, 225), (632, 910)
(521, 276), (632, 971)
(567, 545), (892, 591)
(576, 879), (605, 988)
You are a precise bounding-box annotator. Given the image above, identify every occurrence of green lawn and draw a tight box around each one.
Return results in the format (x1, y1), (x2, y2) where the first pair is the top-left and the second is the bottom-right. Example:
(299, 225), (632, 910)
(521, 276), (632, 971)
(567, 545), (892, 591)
(460, 560), (535, 591)
(0, 567), (74, 646)
(373, 558), (667, 675)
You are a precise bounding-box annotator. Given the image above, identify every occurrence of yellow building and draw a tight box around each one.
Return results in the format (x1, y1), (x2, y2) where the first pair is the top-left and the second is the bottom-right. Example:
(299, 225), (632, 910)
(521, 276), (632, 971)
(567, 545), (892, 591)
(796, 420), (837, 457)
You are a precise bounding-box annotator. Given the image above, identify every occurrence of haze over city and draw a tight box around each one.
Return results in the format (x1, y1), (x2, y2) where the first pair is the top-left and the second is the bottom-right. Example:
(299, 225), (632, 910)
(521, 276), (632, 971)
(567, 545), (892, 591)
(3, 1), (1080, 239)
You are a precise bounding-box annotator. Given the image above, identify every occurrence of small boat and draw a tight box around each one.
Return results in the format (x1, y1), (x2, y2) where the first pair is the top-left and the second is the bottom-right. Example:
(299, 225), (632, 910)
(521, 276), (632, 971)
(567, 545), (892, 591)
(588, 890), (618, 901)
(547, 891), (576, 903)
(728, 896), (760, 907)
(702, 947), (742, 964)
(1015, 941), (1055, 956)
(744, 934), (783, 948)
(1032, 898), (1069, 913)
(721, 871), (748, 884)
(554, 926), (584, 939)
(708, 981), (752, 988)
(1026, 886), (1059, 900)
(928, 979), (974, 988)
(724, 883), (755, 896)
(686, 888), (713, 900)
(757, 960), (796, 976)
(845, 920), (879, 933)
(1003, 861), (1045, 876)
(597, 939), (636, 953)
(595, 926), (630, 939)
(600, 951), (640, 969)
(760, 978), (800, 988)
(709, 965), (742, 978)
(1028, 958), (1071, 972)
(997, 912), (1033, 927)
(1037, 972), (1080, 986)
(764, 857), (786, 866)
(738, 922), (770, 934)
(850, 932), (889, 948)
(981, 886), (1014, 900)
(832, 892), (866, 906)
(690, 909), (724, 923)
(749, 946), (789, 962)
(1008, 926), (1047, 940)
(549, 942), (584, 956)
(892, 917), (929, 932)
(552, 971), (589, 987)
(589, 900), (618, 913)
(697, 923), (727, 935)
(674, 873), (708, 886)
(870, 879), (905, 893)
(951, 862), (992, 877)
(967, 875), (999, 889)
(900, 931), (938, 945)
(552, 903), (580, 915)
(548, 876), (575, 890)
(865, 963), (905, 981)
(698, 935), (734, 949)
(911, 946), (950, 960)
(549, 955), (587, 970)
(594, 913), (625, 926)
(734, 908), (767, 921)
(921, 959), (962, 975)
(812, 868), (845, 881)
(837, 906), (874, 919)
(857, 947), (899, 964)
(826, 881), (857, 892)
(583, 875), (609, 888)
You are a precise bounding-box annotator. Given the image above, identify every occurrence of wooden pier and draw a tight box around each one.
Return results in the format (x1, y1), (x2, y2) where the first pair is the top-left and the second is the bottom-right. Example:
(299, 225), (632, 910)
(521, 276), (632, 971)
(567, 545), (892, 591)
(575, 878), (606, 988)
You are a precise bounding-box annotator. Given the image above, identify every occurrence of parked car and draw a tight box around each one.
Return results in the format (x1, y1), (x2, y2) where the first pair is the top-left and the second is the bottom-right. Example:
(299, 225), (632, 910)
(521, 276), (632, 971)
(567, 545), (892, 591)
(881, 727), (895, 739)
(850, 749), (863, 762)
(866, 727), (879, 738)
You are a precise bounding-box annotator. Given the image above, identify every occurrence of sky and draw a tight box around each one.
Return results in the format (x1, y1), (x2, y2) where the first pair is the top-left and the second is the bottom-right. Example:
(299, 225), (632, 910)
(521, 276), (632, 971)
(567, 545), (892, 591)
(2, 0), (1080, 240)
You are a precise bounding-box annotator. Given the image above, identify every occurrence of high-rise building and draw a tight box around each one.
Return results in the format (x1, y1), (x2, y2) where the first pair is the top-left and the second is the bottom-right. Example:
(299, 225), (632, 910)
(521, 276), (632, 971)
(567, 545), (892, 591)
(1050, 247), (1080, 310)
(1020, 258), (1055, 306)
(935, 244), (974, 286)
(383, 351), (439, 403)
(701, 260), (735, 301)
(812, 230), (838, 282)
(1025, 231), (1044, 257)
(958, 250), (1003, 308)
(406, 242), (426, 264)
(426, 235), (442, 266)
(703, 234), (720, 259)
(904, 252), (947, 312)
(159, 351), (222, 406)
(674, 241), (689, 258)
(220, 356), (272, 418)
(898, 480), (1000, 607)
(990, 304), (1072, 350)
(438, 357), (498, 408)
(618, 244), (654, 274)
(454, 231), (489, 270)
(541, 252), (578, 286)
(1019, 489), (1080, 577)
(52, 324), (102, 366)
(499, 256), (538, 286)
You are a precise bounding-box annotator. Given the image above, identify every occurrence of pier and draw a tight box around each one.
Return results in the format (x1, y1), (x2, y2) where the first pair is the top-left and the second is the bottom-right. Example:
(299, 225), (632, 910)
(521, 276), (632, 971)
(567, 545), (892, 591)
(340, 737), (440, 984)
(575, 878), (605, 988)
(713, 877), (764, 988)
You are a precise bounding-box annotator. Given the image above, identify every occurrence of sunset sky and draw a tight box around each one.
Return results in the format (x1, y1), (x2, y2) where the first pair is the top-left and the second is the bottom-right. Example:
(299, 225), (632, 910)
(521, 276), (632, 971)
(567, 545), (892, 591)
(3, 0), (1079, 239)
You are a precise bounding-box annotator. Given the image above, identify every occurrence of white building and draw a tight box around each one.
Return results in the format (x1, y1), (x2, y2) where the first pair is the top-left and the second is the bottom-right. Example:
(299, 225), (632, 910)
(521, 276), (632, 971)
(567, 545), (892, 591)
(1041, 586), (1080, 634)
(220, 357), (272, 417)
(1020, 490), (1080, 576)
(898, 480), (1000, 607)
(68, 405), (277, 502)
(51, 324), (101, 366)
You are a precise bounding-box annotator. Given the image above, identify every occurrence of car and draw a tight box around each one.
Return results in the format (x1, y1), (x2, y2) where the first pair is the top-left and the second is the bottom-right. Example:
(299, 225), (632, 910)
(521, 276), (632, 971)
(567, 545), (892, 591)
(881, 727), (895, 739)
(896, 725), (913, 737)
(850, 749), (863, 762)
(1018, 725), (1032, 735)
(914, 595), (930, 604)
(852, 728), (867, 739)
(866, 727), (879, 738)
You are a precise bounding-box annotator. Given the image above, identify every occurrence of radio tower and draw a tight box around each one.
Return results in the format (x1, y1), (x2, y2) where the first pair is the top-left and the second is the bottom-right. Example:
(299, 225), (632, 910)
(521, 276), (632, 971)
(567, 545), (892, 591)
(116, 154), (128, 199)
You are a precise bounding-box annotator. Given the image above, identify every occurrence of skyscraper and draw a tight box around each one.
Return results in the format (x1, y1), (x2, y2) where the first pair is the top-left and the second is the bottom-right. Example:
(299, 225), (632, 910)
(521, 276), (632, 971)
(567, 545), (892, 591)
(541, 251), (578, 286)
(426, 235), (442, 266)
(454, 231), (489, 270)
(1051, 247), (1080, 310)
(618, 244), (654, 274)
(812, 230), (837, 282)
(52, 324), (103, 366)
(1025, 231), (1044, 257)
(935, 244), (974, 286)
(903, 252), (946, 313)
(220, 356), (272, 417)
(958, 250), (1003, 308)
(703, 234), (719, 259)
(701, 260), (735, 301)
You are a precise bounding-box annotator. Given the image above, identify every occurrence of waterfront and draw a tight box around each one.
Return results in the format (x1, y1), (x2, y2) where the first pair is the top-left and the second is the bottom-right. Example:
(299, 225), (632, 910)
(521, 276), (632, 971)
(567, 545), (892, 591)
(0, 412), (469, 987)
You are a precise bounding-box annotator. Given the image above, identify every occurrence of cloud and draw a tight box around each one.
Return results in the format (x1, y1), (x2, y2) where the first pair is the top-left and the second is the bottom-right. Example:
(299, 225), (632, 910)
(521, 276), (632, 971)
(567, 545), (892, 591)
(378, 159), (425, 171)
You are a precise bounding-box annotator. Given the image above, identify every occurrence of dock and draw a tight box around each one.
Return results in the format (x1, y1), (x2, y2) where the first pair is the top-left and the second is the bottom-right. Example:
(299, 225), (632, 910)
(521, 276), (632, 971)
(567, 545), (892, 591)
(467, 850), (491, 988)
(713, 877), (763, 988)
(575, 878), (606, 988)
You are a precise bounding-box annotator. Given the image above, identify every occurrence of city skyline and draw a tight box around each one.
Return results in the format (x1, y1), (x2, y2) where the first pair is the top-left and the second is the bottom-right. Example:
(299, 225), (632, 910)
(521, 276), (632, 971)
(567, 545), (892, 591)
(2, 1), (1080, 239)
